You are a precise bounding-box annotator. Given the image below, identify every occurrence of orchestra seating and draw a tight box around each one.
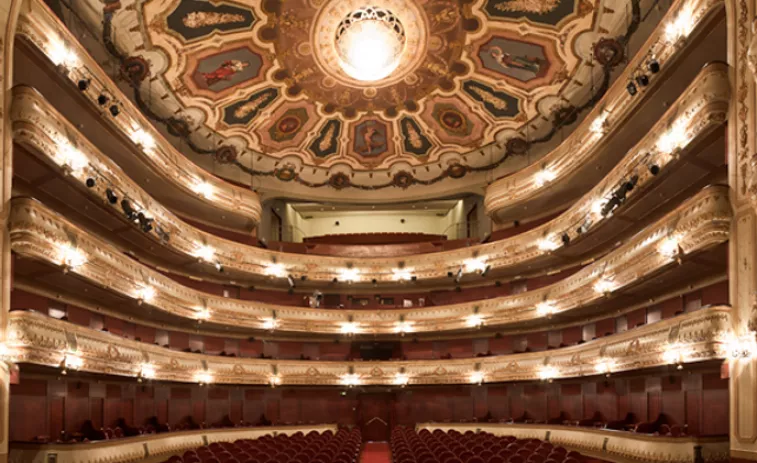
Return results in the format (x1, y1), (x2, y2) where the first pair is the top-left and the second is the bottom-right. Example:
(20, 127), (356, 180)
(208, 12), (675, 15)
(390, 428), (607, 463)
(160, 429), (362, 463)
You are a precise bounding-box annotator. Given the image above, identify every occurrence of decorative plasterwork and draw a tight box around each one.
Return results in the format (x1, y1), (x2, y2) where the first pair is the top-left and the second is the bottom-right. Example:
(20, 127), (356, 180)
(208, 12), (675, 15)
(14, 0), (262, 226)
(9, 424), (337, 463)
(8, 186), (732, 334)
(15, 0), (717, 198)
(6, 306), (731, 386)
(10, 62), (730, 286)
(416, 423), (729, 463)
(484, 0), (727, 219)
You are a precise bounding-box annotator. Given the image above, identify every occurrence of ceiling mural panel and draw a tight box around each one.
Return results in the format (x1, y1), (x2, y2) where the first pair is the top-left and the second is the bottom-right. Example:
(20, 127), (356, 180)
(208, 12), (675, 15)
(65, 0), (660, 192)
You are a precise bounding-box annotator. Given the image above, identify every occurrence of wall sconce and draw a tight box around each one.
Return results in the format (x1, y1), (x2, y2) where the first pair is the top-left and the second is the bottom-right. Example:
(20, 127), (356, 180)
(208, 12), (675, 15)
(394, 373), (409, 387)
(593, 277), (616, 295)
(595, 358), (615, 377)
(193, 181), (214, 199)
(469, 371), (485, 385)
(665, 6), (694, 43)
(340, 373), (361, 387)
(539, 365), (558, 382)
(534, 168), (556, 187)
(536, 301), (556, 317)
(193, 244), (216, 263)
(195, 371), (213, 386)
(265, 262), (287, 278)
(58, 243), (87, 273)
(725, 333), (757, 360)
(339, 267), (360, 283)
(138, 364), (156, 382)
(49, 39), (79, 69)
(130, 128), (156, 152)
(136, 286), (156, 305)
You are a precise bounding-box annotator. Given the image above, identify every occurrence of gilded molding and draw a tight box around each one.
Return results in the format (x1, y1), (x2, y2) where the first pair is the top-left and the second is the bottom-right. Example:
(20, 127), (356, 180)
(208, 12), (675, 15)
(8, 62), (730, 285)
(483, 0), (726, 220)
(13, 0), (262, 228)
(8, 186), (732, 334)
(416, 423), (729, 463)
(9, 424), (338, 463)
(5, 306), (732, 386)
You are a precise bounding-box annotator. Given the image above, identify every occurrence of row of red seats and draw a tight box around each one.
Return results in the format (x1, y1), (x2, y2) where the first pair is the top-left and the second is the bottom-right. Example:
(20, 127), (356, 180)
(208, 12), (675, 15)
(390, 427), (608, 463)
(161, 428), (361, 463)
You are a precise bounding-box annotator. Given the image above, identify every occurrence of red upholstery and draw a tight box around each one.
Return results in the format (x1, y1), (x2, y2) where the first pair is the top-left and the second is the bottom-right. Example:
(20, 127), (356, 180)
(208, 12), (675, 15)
(161, 429), (361, 463)
(390, 428), (609, 463)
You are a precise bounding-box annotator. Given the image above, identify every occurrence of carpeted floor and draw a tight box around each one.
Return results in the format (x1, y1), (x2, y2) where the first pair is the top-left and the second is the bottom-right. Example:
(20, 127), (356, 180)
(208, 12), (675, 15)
(360, 442), (392, 463)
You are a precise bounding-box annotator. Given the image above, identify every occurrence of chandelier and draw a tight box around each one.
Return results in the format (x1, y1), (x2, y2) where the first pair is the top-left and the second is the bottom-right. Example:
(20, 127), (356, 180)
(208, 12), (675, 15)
(335, 6), (407, 82)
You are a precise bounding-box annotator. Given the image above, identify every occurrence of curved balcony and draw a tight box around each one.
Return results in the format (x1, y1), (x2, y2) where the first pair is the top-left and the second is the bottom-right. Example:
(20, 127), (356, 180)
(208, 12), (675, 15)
(5, 305), (730, 386)
(483, 0), (726, 222)
(10, 62), (730, 286)
(8, 185), (731, 335)
(14, 0), (262, 231)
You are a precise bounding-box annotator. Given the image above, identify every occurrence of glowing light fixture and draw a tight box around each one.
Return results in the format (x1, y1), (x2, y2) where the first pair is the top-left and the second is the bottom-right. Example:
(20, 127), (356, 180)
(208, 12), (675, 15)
(469, 371), (485, 385)
(537, 237), (559, 252)
(464, 257), (487, 274)
(140, 363), (156, 379)
(58, 243), (87, 270)
(130, 128), (156, 152)
(590, 113), (609, 134)
(335, 7), (406, 82)
(195, 307), (211, 321)
(63, 353), (83, 370)
(340, 373), (361, 387)
(269, 375), (282, 387)
(466, 313), (484, 328)
(193, 181), (214, 199)
(49, 39), (79, 68)
(195, 371), (213, 385)
(656, 119), (688, 155)
(394, 373), (409, 386)
(341, 321), (360, 335)
(539, 365), (558, 381)
(595, 358), (615, 375)
(659, 236), (681, 258)
(396, 321), (414, 334)
(193, 244), (216, 262)
(593, 277), (616, 294)
(725, 333), (757, 360)
(665, 6), (694, 43)
(136, 286), (156, 304)
(339, 267), (360, 283)
(536, 301), (556, 316)
(265, 263), (287, 278)
(262, 317), (278, 330)
(58, 142), (88, 173)
(534, 169), (556, 187)
(392, 268), (413, 281)
(591, 199), (606, 217)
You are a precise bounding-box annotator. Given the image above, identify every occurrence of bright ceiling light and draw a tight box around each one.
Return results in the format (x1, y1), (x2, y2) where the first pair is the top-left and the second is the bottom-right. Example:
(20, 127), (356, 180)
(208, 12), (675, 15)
(392, 268), (413, 281)
(340, 373), (361, 387)
(264, 263), (287, 278)
(195, 371), (213, 385)
(464, 258), (487, 274)
(262, 317), (278, 330)
(49, 39), (79, 68)
(58, 142), (88, 172)
(130, 128), (156, 152)
(656, 118), (688, 154)
(140, 363), (156, 379)
(193, 181), (214, 199)
(193, 244), (216, 262)
(537, 238), (559, 252)
(136, 286), (156, 303)
(593, 277), (616, 294)
(539, 365), (558, 381)
(335, 7), (406, 81)
(665, 6), (694, 43)
(659, 236), (681, 258)
(339, 267), (360, 282)
(58, 243), (87, 270)
(536, 301), (556, 316)
(534, 169), (556, 187)
(466, 313), (484, 328)
(341, 321), (360, 335)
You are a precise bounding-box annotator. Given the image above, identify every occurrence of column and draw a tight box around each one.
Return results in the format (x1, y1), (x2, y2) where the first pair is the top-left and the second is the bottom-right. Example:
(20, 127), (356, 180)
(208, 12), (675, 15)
(730, 0), (757, 460)
(0, 1), (23, 462)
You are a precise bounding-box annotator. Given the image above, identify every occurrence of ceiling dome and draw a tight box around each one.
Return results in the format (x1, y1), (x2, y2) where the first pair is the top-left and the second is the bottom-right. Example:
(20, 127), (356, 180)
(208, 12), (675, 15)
(72, 0), (662, 197)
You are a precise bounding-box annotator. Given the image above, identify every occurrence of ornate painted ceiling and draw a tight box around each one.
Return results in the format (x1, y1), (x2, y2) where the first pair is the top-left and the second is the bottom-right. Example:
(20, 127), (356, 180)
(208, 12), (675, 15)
(69, 0), (663, 194)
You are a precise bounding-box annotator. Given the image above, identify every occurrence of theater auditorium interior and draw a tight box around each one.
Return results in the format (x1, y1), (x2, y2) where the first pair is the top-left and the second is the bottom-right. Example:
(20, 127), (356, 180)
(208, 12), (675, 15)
(5, 0), (757, 461)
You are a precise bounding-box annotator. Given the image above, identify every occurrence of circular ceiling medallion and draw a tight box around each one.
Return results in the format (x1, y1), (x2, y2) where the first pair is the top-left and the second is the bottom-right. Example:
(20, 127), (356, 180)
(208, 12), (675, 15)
(312, 0), (428, 89)
(334, 6), (407, 82)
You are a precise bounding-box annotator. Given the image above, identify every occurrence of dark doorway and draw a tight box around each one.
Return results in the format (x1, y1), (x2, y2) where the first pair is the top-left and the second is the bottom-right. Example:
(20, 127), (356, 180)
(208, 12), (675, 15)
(357, 392), (393, 442)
